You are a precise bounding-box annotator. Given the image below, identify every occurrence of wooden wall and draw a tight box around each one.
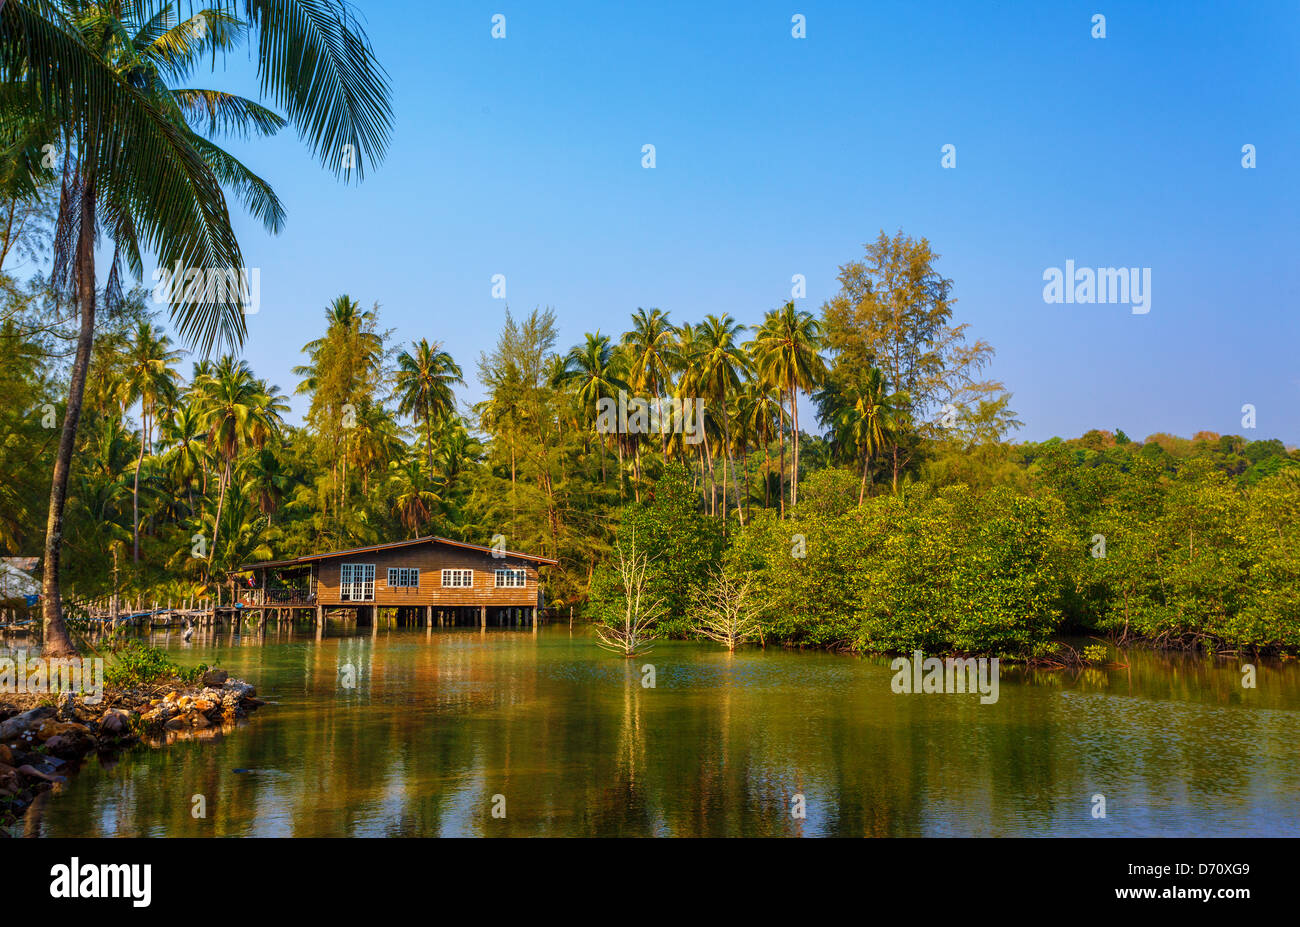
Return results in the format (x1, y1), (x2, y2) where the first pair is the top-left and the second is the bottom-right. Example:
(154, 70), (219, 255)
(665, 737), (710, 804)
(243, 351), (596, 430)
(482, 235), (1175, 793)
(313, 543), (544, 608)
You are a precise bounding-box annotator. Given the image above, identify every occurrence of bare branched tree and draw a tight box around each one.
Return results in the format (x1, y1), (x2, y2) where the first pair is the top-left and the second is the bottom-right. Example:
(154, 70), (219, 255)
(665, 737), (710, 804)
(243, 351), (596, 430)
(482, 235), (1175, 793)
(593, 531), (662, 658)
(690, 568), (760, 652)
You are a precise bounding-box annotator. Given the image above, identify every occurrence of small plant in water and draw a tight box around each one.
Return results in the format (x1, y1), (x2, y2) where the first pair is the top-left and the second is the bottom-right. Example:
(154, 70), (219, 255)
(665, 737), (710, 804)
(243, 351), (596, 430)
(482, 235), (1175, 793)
(1081, 644), (1110, 665)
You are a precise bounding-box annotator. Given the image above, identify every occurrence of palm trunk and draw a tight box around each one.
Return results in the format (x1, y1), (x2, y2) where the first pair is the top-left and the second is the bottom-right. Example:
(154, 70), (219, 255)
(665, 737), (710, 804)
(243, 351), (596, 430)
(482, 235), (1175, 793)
(720, 435), (728, 524)
(41, 178), (96, 657)
(721, 406), (744, 526)
(133, 411), (145, 562)
(789, 381), (800, 508)
(615, 436), (624, 500)
(425, 411), (434, 473)
(633, 438), (641, 503)
(777, 408), (787, 518)
(762, 434), (772, 509)
(211, 460), (230, 558)
(702, 430), (717, 516)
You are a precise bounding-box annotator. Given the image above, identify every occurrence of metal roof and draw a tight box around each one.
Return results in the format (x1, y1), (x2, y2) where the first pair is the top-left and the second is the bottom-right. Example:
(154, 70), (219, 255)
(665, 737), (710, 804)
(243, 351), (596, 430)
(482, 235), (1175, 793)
(237, 536), (559, 572)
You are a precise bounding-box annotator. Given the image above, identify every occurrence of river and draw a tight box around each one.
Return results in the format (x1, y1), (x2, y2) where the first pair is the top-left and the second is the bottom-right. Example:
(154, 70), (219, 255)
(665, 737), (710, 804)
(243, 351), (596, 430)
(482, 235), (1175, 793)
(19, 623), (1300, 836)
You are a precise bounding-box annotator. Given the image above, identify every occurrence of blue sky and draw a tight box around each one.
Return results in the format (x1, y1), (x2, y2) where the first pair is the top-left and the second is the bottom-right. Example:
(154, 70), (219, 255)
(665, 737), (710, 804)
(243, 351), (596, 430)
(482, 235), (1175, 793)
(104, 2), (1300, 441)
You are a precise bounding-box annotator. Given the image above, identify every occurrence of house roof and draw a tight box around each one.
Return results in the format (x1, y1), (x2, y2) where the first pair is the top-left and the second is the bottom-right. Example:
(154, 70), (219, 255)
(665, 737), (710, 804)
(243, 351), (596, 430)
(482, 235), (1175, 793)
(237, 536), (558, 572)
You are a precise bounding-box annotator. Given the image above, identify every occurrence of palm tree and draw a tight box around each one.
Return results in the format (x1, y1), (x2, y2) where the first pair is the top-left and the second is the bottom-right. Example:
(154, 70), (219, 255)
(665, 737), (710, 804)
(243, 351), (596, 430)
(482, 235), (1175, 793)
(737, 379), (785, 511)
(2, 0), (392, 655)
(295, 294), (384, 511)
(819, 367), (896, 504)
(697, 314), (750, 525)
(242, 444), (292, 521)
(389, 455), (440, 536)
(430, 415), (481, 504)
(749, 302), (826, 512)
(160, 397), (208, 509)
(294, 295), (384, 395)
(621, 307), (676, 453)
(395, 338), (463, 471)
(348, 401), (403, 495)
(562, 331), (629, 486)
(672, 321), (712, 499)
(194, 356), (283, 562)
(119, 320), (181, 561)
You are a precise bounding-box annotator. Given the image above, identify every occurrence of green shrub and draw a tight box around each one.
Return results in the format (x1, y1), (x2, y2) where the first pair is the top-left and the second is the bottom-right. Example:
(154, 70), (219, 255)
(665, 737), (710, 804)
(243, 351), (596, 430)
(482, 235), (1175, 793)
(104, 640), (207, 688)
(726, 483), (1073, 657)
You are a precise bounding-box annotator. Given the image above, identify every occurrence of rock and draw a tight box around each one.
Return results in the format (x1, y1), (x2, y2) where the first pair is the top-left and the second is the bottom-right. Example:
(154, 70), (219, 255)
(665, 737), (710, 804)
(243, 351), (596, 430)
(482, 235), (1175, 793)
(33, 720), (92, 743)
(0, 763), (21, 797)
(0, 706), (55, 742)
(43, 734), (94, 759)
(0, 744), (12, 766)
(189, 712), (210, 730)
(16, 764), (64, 784)
(56, 692), (78, 721)
(99, 709), (131, 736)
(163, 718), (186, 732)
(34, 721), (96, 758)
(201, 669), (229, 687)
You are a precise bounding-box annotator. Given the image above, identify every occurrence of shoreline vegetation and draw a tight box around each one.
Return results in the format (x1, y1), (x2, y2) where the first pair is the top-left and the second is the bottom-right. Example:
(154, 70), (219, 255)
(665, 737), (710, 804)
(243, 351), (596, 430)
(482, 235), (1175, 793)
(0, 641), (263, 836)
(1, 231), (1297, 664)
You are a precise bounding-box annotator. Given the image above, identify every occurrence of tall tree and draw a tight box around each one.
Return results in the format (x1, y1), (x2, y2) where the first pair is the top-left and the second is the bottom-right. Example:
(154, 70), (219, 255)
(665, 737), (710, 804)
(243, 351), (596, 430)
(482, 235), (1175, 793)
(822, 231), (998, 491)
(817, 366), (896, 503)
(1, 0), (392, 654)
(194, 356), (284, 561)
(119, 319), (181, 560)
(697, 313), (750, 525)
(621, 307), (676, 453)
(394, 337), (463, 472)
(562, 331), (629, 486)
(750, 301), (825, 510)
(294, 295), (385, 512)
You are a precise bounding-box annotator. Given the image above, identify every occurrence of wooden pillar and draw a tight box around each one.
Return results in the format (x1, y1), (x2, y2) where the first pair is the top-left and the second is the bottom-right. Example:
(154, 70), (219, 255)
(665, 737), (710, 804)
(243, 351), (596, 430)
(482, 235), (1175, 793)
(480, 605), (487, 628)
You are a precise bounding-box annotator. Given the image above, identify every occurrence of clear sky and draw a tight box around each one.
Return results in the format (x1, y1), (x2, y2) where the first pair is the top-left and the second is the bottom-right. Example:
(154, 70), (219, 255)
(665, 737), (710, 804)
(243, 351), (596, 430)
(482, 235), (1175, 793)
(134, 2), (1300, 441)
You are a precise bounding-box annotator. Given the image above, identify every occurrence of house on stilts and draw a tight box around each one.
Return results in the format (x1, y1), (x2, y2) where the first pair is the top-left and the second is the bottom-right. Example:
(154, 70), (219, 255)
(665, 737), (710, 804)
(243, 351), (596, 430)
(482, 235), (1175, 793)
(237, 536), (557, 629)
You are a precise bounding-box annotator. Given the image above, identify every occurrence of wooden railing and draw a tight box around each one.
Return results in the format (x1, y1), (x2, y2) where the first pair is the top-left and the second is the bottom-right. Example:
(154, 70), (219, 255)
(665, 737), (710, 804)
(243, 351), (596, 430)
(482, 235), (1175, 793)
(252, 588), (317, 606)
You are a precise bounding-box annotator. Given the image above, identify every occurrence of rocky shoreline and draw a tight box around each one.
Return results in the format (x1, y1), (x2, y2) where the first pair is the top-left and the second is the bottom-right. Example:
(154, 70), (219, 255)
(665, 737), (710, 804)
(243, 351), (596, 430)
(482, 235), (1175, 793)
(0, 669), (264, 836)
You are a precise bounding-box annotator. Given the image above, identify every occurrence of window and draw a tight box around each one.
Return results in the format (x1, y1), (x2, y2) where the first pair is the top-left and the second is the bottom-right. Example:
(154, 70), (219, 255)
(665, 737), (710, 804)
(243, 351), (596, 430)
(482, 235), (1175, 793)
(388, 567), (420, 589)
(340, 563), (375, 601)
(495, 569), (526, 588)
(441, 569), (473, 588)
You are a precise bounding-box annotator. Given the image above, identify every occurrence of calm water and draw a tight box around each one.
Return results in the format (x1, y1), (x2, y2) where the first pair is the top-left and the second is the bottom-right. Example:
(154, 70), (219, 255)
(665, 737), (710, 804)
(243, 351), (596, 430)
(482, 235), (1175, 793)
(15, 623), (1300, 837)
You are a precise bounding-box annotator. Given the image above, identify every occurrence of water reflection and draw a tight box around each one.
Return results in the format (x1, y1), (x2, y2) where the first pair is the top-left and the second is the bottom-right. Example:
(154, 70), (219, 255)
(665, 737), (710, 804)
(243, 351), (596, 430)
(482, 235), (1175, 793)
(14, 624), (1300, 837)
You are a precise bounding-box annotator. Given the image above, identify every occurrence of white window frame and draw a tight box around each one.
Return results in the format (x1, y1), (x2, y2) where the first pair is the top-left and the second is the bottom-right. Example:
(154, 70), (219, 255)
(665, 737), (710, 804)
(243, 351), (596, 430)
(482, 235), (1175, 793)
(340, 563), (375, 602)
(387, 567), (420, 589)
(495, 569), (527, 588)
(441, 569), (473, 588)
